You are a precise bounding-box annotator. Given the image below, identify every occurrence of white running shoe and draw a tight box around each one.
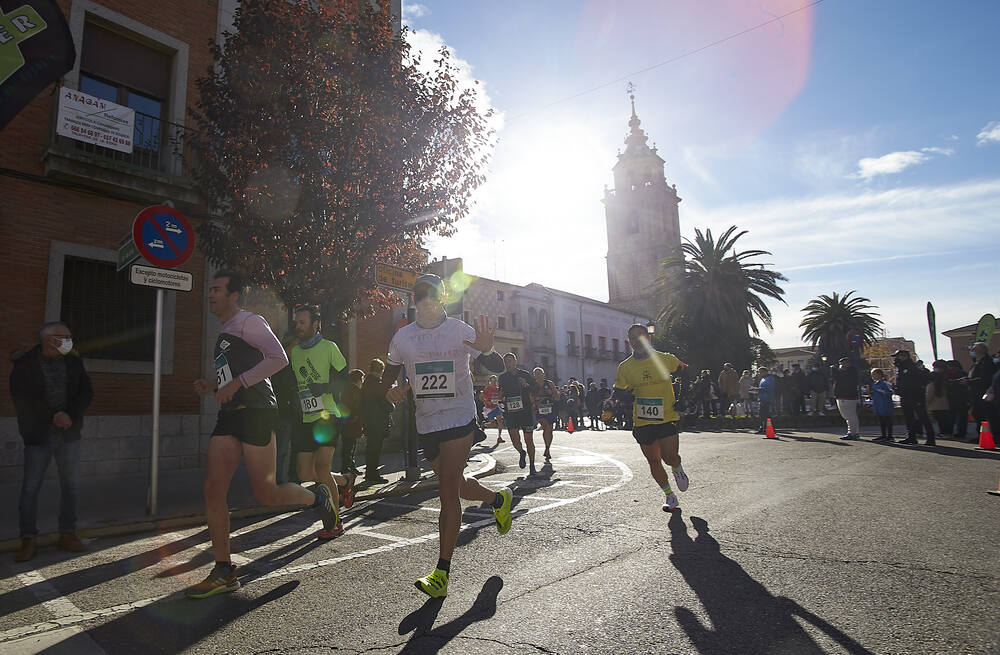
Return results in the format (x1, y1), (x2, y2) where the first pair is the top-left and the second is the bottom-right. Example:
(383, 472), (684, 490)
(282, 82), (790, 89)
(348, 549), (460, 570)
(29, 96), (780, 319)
(662, 492), (679, 512)
(673, 467), (689, 492)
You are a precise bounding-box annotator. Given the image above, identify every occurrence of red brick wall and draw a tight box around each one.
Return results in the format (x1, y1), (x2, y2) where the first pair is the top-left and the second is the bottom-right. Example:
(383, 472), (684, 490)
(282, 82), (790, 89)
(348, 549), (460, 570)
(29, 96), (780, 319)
(0, 0), (219, 417)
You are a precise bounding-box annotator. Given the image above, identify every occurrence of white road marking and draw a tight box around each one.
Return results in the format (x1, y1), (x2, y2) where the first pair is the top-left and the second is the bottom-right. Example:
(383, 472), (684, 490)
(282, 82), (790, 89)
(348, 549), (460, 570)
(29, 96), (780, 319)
(348, 529), (410, 543)
(0, 445), (632, 645)
(17, 570), (82, 619)
(4, 626), (107, 655)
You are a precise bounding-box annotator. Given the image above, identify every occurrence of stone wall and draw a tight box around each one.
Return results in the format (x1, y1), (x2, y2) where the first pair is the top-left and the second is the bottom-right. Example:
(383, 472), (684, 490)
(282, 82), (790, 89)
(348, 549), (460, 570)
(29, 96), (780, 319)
(0, 414), (208, 484)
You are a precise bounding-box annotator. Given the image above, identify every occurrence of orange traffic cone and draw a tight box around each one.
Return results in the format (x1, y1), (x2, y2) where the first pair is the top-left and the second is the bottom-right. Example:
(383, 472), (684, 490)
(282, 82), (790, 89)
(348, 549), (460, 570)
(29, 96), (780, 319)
(765, 418), (776, 439)
(567, 416), (575, 434)
(977, 421), (996, 450)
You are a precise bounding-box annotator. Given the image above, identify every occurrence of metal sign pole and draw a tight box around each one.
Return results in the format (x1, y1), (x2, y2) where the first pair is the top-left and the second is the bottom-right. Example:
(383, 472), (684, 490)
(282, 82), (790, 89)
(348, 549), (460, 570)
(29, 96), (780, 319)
(405, 290), (420, 481)
(149, 287), (163, 515)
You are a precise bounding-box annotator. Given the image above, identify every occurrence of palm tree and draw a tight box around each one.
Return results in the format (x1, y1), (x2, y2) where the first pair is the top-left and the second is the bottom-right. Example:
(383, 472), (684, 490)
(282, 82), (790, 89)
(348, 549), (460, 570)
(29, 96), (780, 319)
(655, 226), (787, 372)
(658, 226), (787, 336)
(799, 291), (883, 358)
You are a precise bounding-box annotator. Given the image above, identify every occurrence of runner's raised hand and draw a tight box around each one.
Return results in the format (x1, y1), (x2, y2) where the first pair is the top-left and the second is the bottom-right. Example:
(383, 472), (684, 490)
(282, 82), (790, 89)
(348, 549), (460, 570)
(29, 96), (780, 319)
(463, 314), (496, 353)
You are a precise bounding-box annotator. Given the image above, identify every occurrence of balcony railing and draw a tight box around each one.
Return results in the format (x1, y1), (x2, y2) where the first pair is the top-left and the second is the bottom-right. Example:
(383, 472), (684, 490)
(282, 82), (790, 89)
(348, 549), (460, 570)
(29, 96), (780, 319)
(50, 106), (190, 178)
(584, 347), (597, 359)
(598, 349), (612, 360)
(566, 344), (579, 356)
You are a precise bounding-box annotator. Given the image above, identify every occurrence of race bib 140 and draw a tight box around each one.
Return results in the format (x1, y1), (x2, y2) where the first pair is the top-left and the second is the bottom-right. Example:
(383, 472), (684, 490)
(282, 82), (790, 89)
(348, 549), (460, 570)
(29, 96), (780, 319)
(636, 397), (664, 421)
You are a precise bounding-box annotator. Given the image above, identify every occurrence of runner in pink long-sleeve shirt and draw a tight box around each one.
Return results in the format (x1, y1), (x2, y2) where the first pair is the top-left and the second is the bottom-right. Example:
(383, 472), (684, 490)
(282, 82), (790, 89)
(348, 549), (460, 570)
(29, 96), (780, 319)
(186, 271), (338, 599)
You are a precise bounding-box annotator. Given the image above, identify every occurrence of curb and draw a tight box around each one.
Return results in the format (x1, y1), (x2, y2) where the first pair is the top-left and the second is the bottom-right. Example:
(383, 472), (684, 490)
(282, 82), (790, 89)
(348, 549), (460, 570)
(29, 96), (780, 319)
(0, 453), (497, 553)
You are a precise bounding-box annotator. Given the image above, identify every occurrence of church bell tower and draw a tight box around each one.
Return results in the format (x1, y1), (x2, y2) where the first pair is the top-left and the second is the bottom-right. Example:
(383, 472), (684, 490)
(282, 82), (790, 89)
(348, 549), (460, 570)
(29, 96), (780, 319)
(604, 87), (681, 319)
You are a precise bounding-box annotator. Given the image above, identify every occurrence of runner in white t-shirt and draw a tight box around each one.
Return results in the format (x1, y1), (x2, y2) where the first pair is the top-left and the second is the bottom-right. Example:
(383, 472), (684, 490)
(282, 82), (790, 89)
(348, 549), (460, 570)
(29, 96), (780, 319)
(382, 273), (513, 598)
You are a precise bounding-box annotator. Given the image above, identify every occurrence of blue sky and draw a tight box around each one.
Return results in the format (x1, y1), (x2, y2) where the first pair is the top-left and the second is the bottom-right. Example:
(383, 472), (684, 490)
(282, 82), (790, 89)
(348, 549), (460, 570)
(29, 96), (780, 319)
(404, 0), (1000, 361)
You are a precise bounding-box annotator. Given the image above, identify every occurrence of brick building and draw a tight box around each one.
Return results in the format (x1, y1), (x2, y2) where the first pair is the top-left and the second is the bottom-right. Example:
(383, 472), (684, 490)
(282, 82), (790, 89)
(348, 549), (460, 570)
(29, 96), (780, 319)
(1, 0), (225, 483)
(0, 0), (402, 484)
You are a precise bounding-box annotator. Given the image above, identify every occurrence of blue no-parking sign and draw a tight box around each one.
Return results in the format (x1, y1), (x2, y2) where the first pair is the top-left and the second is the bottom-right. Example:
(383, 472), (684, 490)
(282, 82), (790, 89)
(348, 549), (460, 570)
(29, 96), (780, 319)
(131, 205), (195, 269)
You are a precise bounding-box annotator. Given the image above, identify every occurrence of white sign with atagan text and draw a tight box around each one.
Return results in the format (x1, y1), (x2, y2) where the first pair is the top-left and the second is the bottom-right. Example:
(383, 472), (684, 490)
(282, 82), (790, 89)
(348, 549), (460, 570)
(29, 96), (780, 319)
(56, 86), (135, 153)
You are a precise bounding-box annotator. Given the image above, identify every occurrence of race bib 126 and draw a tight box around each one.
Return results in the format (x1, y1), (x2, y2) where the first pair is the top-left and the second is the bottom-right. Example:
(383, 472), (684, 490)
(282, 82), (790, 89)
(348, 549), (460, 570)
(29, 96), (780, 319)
(636, 397), (664, 421)
(507, 395), (524, 411)
(414, 361), (456, 399)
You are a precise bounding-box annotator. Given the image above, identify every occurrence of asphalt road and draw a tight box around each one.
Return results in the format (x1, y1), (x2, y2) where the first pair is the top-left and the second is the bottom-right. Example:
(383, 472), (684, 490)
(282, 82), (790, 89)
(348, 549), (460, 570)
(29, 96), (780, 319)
(2, 427), (998, 655)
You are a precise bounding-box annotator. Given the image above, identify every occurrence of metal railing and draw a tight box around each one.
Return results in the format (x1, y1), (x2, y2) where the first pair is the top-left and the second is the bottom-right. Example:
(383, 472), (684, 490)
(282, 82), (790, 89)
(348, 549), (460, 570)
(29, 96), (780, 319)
(567, 344), (580, 356)
(51, 107), (189, 176)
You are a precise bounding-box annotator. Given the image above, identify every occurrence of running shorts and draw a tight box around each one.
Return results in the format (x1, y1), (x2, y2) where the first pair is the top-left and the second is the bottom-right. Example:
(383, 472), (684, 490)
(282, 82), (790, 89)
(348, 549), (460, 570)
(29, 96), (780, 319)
(419, 419), (477, 462)
(291, 419), (338, 453)
(632, 421), (680, 446)
(504, 409), (536, 431)
(212, 407), (276, 447)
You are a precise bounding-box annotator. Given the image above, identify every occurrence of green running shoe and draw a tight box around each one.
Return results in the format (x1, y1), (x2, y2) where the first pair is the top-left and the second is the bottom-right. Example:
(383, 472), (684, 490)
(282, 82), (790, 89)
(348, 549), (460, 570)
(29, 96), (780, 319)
(186, 563), (240, 599)
(415, 568), (449, 598)
(494, 487), (513, 535)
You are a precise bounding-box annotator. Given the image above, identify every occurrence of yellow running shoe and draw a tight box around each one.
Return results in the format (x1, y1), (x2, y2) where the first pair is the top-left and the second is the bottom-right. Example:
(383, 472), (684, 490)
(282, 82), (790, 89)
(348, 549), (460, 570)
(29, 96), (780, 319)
(415, 568), (449, 598)
(493, 487), (513, 535)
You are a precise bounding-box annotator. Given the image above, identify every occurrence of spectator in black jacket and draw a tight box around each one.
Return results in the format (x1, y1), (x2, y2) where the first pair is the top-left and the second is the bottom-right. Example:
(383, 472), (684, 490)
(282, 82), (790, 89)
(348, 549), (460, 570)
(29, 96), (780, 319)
(9, 322), (94, 562)
(892, 350), (935, 445)
(790, 364), (807, 415)
(360, 359), (393, 484)
(806, 364), (828, 414)
(945, 360), (969, 440)
(966, 342), (998, 443)
(834, 357), (861, 440)
(271, 332), (299, 484)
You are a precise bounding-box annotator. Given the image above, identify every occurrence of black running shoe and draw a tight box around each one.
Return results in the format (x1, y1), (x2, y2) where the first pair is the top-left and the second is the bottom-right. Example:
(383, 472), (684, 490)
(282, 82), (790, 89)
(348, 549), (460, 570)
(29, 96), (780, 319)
(313, 483), (338, 533)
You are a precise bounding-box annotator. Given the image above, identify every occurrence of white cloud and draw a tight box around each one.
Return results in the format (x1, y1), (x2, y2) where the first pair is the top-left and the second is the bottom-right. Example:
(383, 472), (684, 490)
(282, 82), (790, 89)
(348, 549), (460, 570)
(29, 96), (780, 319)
(977, 121), (1000, 146)
(856, 150), (929, 180)
(401, 2), (428, 24)
(854, 144), (954, 180)
(920, 146), (955, 156)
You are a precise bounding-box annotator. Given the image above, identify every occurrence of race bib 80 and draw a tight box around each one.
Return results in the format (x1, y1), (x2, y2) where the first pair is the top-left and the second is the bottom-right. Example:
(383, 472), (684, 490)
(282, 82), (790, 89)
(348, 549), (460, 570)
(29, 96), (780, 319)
(299, 389), (322, 414)
(414, 361), (456, 399)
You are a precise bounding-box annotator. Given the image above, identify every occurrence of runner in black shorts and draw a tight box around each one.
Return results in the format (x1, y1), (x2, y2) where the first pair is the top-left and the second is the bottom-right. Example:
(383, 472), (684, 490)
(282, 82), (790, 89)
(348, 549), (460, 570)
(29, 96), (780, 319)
(498, 352), (539, 474)
(613, 324), (690, 513)
(187, 271), (338, 599)
(382, 273), (514, 598)
(532, 367), (558, 462)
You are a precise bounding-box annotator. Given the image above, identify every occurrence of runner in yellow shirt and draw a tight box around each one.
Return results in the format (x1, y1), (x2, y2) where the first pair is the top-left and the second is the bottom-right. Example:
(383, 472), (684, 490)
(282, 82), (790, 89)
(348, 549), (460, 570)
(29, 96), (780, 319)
(613, 324), (689, 512)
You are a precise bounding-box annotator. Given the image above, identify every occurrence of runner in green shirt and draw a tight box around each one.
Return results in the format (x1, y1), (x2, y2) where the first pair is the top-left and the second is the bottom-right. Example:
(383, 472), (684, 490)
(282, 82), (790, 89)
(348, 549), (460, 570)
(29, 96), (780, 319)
(289, 305), (355, 537)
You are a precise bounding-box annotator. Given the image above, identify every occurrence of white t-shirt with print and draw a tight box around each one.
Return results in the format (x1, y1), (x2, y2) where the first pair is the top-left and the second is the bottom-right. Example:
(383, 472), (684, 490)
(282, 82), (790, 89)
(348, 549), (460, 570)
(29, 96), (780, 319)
(387, 317), (481, 434)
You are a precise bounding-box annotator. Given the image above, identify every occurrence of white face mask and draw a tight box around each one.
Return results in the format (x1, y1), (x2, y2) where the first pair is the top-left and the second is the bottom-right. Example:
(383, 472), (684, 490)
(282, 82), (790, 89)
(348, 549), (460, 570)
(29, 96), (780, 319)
(56, 338), (73, 355)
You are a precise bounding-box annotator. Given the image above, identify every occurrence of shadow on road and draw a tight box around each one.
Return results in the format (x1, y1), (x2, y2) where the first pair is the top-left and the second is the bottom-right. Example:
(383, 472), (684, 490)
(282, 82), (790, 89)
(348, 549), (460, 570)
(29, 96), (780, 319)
(773, 433), (853, 446)
(455, 460), (557, 549)
(397, 575), (503, 654)
(669, 513), (874, 655)
(68, 580), (300, 654)
(2, 515), (265, 616)
(879, 441), (1000, 459)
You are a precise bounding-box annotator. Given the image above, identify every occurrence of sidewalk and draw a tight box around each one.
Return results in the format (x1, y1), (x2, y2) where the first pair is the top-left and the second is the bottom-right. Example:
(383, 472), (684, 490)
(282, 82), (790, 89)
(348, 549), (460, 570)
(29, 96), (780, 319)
(0, 447), (497, 551)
